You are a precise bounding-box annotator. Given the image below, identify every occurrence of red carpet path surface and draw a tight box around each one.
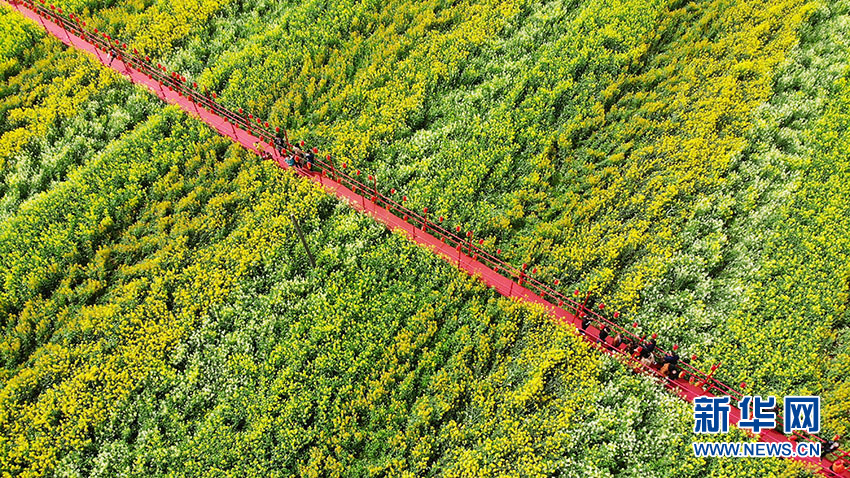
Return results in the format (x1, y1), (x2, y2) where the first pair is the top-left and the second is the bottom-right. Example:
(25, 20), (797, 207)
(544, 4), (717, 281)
(4, 0), (849, 475)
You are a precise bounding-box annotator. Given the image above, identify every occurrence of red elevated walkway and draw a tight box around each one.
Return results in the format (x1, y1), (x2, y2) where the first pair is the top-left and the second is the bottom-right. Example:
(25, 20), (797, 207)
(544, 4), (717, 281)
(4, 0), (848, 475)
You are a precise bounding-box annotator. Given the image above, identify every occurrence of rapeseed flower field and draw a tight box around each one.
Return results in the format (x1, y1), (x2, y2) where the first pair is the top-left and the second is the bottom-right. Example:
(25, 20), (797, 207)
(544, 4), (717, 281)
(1, 0), (849, 475)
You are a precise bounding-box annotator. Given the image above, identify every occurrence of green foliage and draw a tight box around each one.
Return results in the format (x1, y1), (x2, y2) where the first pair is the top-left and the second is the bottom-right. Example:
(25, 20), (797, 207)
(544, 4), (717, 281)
(0, 106), (327, 475)
(0, 106), (786, 477)
(745, 69), (850, 430)
(91, 0), (836, 420)
(637, 0), (850, 429)
(0, 6), (159, 217)
(3, 0), (850, 474)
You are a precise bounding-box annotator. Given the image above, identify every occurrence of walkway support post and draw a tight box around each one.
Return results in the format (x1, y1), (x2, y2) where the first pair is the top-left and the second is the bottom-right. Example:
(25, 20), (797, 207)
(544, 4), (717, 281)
(290, 214), (316, 269)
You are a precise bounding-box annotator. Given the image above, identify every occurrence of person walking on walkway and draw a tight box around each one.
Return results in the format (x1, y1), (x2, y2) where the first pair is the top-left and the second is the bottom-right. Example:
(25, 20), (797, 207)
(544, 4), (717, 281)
(662, 345), (679, 366)
(274, 134), (286, 157)
(108, 47), (118, 66)
(285, 152), (299, 168)
(822, 436), (841, 460)
(304, 148), (315, 171)
(638, 338), (656, 367)
(579, 314), (591, 335)
(612, 332), (624, 348)
(597, 325), (610, 345)
(640, 338), (656, 359)
(660, 345), (679, 377)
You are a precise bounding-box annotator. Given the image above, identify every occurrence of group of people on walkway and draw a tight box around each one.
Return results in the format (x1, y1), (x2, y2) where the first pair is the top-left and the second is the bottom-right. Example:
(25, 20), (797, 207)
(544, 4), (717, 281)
(272, 135), (315, 171)
(578, 314), (681, 381)
(823, 437), (845, 471)
(577, 311), (848, 469)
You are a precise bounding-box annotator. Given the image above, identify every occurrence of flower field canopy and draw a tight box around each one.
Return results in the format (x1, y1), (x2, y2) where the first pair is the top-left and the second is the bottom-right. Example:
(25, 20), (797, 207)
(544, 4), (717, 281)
(0, 7), (160, 217)
(2, 0), (850, 475)
(668, 0), (850, 432)
(0, 99), (803, 476)
(48, 0), (850, 427)
(753, 70), (850, 436)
